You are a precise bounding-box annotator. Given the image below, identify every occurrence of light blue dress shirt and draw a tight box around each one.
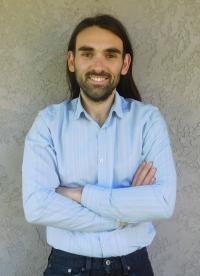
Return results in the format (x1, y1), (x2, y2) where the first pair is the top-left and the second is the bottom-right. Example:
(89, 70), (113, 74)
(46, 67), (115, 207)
(22, 91), (176, 257)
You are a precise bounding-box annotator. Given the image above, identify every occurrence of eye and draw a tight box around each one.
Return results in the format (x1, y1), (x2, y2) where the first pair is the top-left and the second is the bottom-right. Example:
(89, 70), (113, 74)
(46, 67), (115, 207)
(81, 52), (93, 58)
(106, 53), (117, 59)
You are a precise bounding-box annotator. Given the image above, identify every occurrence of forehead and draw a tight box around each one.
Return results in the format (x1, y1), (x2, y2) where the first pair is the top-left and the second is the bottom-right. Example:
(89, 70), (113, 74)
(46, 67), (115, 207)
(75, 26), (123, 51)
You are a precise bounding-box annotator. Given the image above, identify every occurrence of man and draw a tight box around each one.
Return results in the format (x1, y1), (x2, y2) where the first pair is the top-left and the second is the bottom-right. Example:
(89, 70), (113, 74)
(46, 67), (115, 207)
(22, 14), (176, 276)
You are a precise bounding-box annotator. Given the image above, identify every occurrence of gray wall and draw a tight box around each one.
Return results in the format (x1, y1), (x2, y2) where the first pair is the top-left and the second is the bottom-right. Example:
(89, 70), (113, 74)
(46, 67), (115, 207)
(0, 0), (199, 275)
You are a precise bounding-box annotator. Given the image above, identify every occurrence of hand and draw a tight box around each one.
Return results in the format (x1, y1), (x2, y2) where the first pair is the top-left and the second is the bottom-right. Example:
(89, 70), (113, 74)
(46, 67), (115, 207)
(56, 186), (83, 203)
(132, 161), (157, 186)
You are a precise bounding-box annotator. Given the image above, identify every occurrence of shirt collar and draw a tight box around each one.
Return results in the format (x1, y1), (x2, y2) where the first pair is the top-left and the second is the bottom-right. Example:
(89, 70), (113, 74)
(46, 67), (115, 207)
(73, 90), (124, 121)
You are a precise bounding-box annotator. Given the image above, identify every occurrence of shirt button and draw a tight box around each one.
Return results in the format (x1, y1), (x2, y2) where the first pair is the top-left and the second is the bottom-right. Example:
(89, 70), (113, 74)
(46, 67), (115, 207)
(99, 158), (103, 164)
(105, 259), (111, 265)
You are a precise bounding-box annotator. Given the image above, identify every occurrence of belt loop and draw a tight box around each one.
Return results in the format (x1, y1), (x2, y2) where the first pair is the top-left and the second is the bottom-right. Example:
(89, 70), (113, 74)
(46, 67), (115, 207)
(85, 256), (92, 272)
(120, 256), (131, 275)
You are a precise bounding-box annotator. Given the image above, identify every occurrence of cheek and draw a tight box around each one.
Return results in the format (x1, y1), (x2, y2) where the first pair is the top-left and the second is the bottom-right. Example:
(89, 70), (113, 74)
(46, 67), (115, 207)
(75, 63), (91, 75)
(75, 56), (92, 67)
(109, 60), (124, 73)
(111, 65), (124, 77)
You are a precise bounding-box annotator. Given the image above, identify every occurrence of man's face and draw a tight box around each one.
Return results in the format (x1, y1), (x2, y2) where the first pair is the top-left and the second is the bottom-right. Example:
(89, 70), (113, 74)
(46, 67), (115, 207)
(67, 26), (131, 102)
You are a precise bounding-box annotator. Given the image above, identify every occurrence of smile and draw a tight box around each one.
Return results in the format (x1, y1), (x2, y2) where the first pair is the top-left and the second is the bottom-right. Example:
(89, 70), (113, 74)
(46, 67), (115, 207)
(88, 75), (109, 84)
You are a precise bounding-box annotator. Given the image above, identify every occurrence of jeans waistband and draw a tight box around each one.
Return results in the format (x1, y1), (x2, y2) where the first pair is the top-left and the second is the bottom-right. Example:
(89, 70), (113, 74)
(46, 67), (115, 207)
(50, 247), (147, 274)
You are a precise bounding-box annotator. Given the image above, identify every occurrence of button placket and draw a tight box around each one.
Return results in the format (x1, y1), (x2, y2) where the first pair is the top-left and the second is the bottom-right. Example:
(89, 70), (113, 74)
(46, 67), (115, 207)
(97, 130), (106, 184)
(99, 158), (103, 164)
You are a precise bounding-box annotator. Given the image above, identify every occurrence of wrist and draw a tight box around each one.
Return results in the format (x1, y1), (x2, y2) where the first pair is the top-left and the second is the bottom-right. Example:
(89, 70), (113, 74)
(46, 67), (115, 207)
(56, 187), (83, 203)
(67, 187), (83, 203)
(76, 187), (83, 203)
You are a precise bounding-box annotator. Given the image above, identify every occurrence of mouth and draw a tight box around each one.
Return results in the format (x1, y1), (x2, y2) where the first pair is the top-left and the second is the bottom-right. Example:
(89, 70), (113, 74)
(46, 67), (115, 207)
(87, 75), (110, 85)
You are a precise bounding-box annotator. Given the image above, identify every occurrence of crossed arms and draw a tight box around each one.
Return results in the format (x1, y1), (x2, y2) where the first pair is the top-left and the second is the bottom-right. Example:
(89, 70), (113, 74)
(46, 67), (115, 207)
(22, 109), (176, 232)
(56, 161), (158, 225)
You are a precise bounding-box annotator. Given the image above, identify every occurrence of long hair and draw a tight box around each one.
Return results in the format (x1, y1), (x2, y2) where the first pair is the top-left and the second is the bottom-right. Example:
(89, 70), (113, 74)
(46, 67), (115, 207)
(66, 14), (142, 101)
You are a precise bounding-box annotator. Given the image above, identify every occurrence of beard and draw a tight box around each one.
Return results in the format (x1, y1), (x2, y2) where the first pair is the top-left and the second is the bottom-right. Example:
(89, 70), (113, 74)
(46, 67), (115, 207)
(74, 69), (121, 103)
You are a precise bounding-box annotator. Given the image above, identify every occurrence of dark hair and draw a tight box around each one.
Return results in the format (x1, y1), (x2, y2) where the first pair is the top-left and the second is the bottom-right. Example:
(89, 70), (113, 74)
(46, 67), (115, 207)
(66, 14), (142, 101)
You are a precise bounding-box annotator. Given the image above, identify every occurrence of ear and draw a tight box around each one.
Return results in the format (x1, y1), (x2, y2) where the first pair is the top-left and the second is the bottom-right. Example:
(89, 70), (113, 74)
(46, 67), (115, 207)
(67, 51), (75, 72)
(121, 53), (131, 75)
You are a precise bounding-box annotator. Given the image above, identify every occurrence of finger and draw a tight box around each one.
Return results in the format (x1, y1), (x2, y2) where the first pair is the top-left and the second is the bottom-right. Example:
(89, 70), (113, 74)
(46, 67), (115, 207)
(134, 162), (154, 186)
(132, 161), (147, 185)
(149, 176), (155, 184)
(132, 162), (152, 186)
(143, 167), (157, 185)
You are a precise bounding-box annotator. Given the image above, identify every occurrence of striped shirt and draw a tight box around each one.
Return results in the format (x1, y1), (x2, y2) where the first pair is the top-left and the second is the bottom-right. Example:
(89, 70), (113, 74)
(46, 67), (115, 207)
(22, 91), (176, 257)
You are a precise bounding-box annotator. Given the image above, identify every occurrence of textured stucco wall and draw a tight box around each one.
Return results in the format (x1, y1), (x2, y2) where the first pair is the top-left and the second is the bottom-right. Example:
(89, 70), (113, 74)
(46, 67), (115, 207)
(0, 0), (199, 275)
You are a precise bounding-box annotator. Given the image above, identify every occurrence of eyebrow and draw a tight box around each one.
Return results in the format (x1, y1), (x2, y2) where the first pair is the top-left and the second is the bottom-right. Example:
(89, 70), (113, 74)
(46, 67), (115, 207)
(77, 46), (122, 54)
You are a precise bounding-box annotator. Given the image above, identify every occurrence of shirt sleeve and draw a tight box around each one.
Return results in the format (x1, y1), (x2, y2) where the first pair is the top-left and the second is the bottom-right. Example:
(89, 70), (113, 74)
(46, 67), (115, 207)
(81, 108), (177, 223)
(22, 112), (118, 232)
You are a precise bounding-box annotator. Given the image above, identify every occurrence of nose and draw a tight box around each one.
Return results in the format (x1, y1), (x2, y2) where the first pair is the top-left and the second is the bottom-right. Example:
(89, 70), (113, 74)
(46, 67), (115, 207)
(92, 54), (106, 71)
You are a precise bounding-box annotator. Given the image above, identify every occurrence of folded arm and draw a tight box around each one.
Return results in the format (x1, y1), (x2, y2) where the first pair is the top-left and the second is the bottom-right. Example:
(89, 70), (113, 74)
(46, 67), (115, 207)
(80, 109), (177, 223)
(22, 113), (118, 232)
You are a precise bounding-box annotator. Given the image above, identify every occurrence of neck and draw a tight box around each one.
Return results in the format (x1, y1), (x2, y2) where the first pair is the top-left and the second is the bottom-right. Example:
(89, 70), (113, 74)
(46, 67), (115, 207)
(80, 90), (116, 126)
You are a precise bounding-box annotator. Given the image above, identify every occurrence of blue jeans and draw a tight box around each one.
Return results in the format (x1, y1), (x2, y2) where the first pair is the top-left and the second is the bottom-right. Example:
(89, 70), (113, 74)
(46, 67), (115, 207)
(43, 247), (154, 276)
